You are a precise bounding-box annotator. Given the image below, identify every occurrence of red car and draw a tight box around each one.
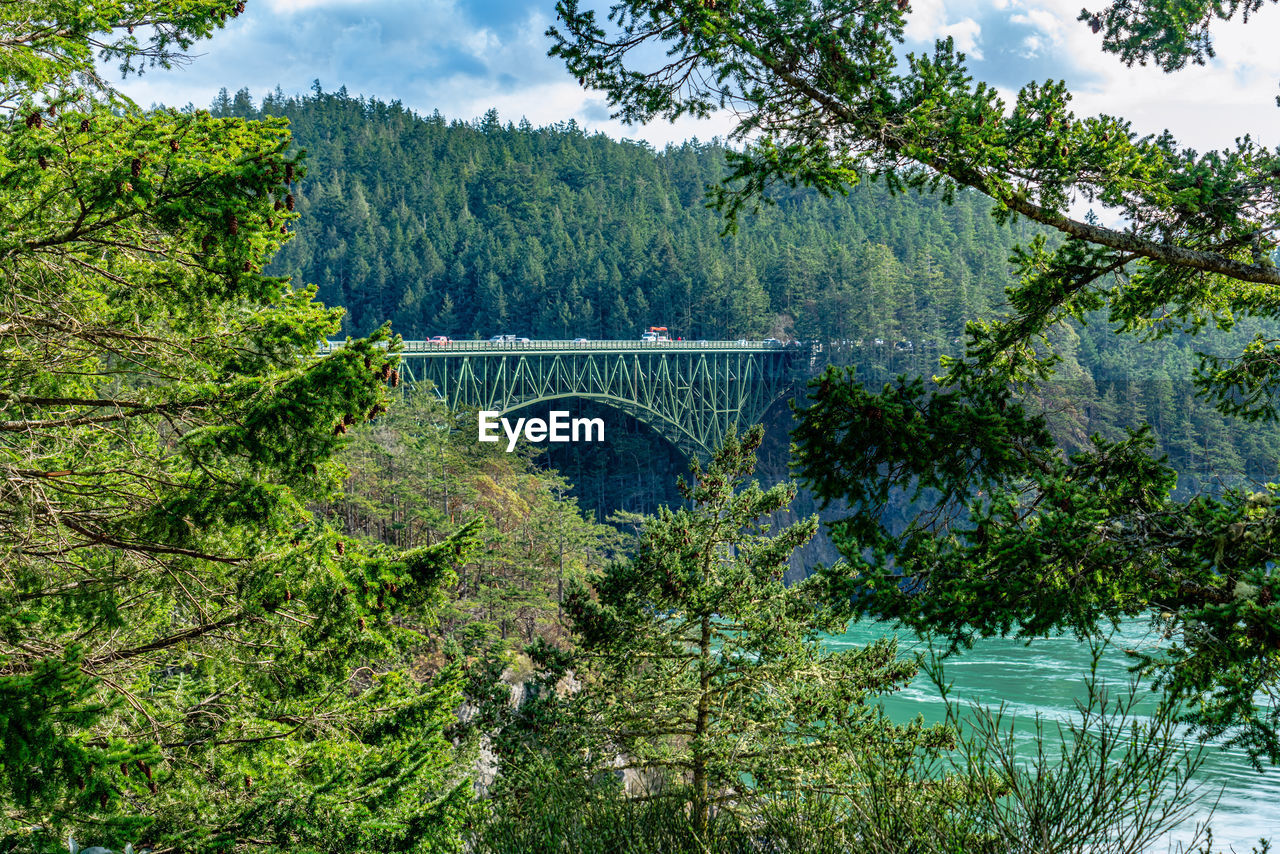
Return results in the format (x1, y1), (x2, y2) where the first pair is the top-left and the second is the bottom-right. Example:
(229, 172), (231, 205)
(428, 335), (450, 345)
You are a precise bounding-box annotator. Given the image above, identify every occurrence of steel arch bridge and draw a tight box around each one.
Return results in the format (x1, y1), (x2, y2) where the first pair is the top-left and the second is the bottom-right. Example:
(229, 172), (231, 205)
(324, 340), (800, 460)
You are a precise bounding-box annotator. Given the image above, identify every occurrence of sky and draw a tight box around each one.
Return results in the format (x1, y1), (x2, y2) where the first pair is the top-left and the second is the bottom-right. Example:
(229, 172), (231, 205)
(114, 0), (1280, 156)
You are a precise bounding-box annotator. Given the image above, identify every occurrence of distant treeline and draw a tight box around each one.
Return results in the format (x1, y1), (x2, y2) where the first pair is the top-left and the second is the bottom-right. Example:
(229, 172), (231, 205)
(212, 85), (1038, 344)
(210, 85), (1280, 496)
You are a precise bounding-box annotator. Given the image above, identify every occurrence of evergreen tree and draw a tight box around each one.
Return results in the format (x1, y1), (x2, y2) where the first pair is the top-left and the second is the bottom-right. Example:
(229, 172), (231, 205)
(1, 4), (476, 851)
(564, 428), (943, 832)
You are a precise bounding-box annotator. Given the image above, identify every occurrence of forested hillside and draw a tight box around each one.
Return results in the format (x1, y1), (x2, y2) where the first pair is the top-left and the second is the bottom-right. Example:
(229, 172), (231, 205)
(211, 86), (1280, 502)
(213, 85), (1035, 344)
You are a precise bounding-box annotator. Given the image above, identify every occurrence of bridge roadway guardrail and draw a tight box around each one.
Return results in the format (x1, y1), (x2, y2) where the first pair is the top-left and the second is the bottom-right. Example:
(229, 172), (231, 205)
(319, 339), (791, 354)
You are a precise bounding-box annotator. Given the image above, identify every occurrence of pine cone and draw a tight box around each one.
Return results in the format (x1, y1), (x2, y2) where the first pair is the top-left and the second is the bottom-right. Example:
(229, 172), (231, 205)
(26, 112), (42, 128)
(285, 162), (295, 183)
(37, 155), (48, 170)
(285, 193), (295, 211)
(131, 157), (141, 178)
(228, 214), (239, 236)
(390, 369), (400, 388)
(243, 260), (252, 272)
(381, 362), (392, 380)
(169, 138), (179, 152)
(358, 616), (366, 630)
(336, 540), (345, 555)
(47, 105), (56, 117)
(334, 421), (346, 436)
(80, 119), (90, 133)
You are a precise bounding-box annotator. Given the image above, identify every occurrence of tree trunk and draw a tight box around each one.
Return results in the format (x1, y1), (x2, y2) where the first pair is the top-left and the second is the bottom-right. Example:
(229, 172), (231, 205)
(693, 613), (711, 839)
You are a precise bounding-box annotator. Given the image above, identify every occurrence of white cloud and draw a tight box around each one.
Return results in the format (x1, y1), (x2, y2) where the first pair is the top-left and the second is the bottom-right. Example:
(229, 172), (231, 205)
(941, 18), (983, 59)
(906, 0), (986, 59)
(1009, 8), (1064, 43)
(905, 0), (950, 44)
(970, 0), (1280, 154)
(114, 0), (1280, 161)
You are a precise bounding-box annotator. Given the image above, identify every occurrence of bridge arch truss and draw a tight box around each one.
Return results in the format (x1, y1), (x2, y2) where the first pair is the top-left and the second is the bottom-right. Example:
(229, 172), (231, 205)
(382, 341), (797, 460)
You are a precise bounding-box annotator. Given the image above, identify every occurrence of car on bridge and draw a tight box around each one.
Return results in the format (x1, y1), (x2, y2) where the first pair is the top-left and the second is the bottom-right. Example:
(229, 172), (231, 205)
(762, 337), (781, 346)
(573, 337), (590, 343)
(489, 334), (515, 342)
(428, 335), (450, 345)
(641, 326), (671, 343)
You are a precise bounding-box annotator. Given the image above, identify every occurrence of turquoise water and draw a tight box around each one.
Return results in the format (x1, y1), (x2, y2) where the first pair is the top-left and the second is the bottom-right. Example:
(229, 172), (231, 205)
(825, 621), (1280, 852)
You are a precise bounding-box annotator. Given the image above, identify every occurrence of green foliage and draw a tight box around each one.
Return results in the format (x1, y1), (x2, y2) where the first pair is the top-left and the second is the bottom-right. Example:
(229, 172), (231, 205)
(210, 86), (1033, 345)
(919, 645), (1215, 854)
(473, 443), (1215, 853)
(474, 674), (1214, 854)
(547, 0), (1280, 332)
(1078, 0), (1278, 72)
(197, 87), (1280, 506)
(545, 0), (1280, 767)
(560, 427), (950, 832)
(1, 5), (478, 851)
(319, 391), (621, 657)
(793, 360), (1280, 765)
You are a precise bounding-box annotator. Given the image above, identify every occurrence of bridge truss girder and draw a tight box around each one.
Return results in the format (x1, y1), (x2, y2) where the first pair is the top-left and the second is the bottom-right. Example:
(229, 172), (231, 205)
(395, 348), (794, 460)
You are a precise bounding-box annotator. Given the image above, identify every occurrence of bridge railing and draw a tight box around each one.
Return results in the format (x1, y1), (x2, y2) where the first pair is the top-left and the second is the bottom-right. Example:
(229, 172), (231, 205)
(319, 339), (794, 354)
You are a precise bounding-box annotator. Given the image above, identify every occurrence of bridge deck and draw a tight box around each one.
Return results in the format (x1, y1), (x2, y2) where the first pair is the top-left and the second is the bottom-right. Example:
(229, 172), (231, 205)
(320, 339), (798, 459)
(321, 339), (790, 354)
